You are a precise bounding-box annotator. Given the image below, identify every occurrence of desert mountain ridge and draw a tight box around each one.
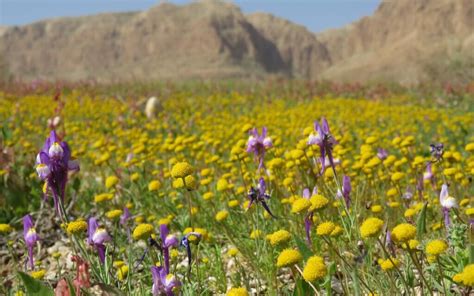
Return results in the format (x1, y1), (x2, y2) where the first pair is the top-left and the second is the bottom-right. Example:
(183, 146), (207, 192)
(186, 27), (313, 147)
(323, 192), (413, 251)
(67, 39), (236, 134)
(0, 0), (472, 84)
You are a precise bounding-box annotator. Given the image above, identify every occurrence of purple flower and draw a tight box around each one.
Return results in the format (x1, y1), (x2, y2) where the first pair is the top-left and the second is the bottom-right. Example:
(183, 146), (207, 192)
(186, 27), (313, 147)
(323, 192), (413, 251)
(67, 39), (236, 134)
(151, 266), (181, 296)
(439, 184), (457, 228)
(23, 215), (39, 269)
(180, 232), (202, 270)
(246, 127), (272, 170)
(160, 224), (179, 274)
(247, 177), (275, 218)
(35, 130), (79, 214)
(342, 176), (351, 208)
(376, 148), (388, 160)
(430, 143), (444, 162)
(87, 217), (111, 263)
(423, 163), (434, 181)
(307, 118), (337, 174)
(120, 207), (132, 226)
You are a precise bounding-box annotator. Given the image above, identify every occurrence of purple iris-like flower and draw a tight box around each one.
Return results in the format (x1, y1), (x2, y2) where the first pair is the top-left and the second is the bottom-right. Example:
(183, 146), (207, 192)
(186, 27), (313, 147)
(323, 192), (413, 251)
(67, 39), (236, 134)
(160, 224), (179, 274)
(430, 143), (444, 162)
(151, 266), (181, 296)
(120, 207), (132, 240)
(247, 177), (275, 218)
(35, 130), (79, 214)
(342, 176), (351, 208)
(120, 207), (132, 226)
(246, 127), (272, 170)
(377, 148), (388, 160)
(307, 117), (337, 174)
(439, 184), (457, 228)
(180, 232), (202, 270)
(302, 187), (318, 245)
(87, 217), (111, 263)
(23, 215), (39, 269)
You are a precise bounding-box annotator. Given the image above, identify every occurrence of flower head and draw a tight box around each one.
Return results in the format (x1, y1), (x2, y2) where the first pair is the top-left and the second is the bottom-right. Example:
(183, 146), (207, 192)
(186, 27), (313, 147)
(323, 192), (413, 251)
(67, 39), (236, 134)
(23, 214), (39, 269)
(316, 221), (336, 236)
(276, 249), (302, 268)
(171, 162), (194, 179)
(132, 223), (154, 241)
(151, 266), (181, 296)
(360, 217), (384, 239)
(35, 130), (79, 214)
(307, 117), (337, 173)
(67, 220), (87, 235)
(268, 230), (291, 246)
(426, 239), (448, 256)
(227, 287), (249, 296)
(87, 217), (111, 263)
(246, 127), (272, 169)
(247, 178), (275, 218)
(302, 256), (326, 282)
(391, 223), (416, 243)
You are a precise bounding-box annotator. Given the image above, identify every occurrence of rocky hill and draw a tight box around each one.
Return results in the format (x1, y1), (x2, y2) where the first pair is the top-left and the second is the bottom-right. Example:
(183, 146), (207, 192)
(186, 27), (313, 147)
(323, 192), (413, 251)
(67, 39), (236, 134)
(0, 0), (472, 83)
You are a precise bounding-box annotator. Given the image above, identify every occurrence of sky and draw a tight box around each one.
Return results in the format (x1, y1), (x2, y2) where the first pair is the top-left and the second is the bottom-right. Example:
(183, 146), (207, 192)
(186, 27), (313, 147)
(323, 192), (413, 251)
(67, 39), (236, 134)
(0, 0), (381, 33)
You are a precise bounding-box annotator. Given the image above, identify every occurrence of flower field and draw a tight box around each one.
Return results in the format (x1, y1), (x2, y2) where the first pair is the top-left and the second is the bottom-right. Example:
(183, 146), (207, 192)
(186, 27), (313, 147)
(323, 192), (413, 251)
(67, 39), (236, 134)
(0, 84), (473, 295)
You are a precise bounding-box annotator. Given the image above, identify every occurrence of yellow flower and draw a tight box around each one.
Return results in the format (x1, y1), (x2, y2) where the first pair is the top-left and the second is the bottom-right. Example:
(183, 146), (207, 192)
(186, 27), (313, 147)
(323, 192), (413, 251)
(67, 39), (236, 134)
(171, 162), (194, 178)
(0, 223), (13, 234)
(116, 265), (129, 281)
(216, 178), (229, 191)
(404, 208), (417, 218)
(30, 269), (46, 280)
(309, 195), (329, 211)
(130, 172), (139, 181)
(302, 256), (326, 282)
(215, 210), (229, 222)
(453, 264), (474, 286)
(425, 240), (448, 256)
(132, 223), (154, 240)
(268, 230), (291, 246)
(227, 247), (239, 257)
(105, 176), (119, 189)
(276, 249), (302, 268)
(316, 221), (336, 236)
(378, 258), (400, 271)
(291, 198), (311, 213)
(360, 217), (384, 238)
(106, 209), (123, 220)
(227, 287), (249, 296)
(66, 220), (87, 235)
(443, 167), (457, 176)
(465, 208), (474, 216)
(203, 192), (214, 200)
(331, 226), (343, 237)
(371, 205), (383, 213)
(465, 143), (474, 152)
(250, 229), (262, 239)
(228, 199), (240, 208)
(94, 193), (113, 203)
(148, 180), (161, 191)
(391, 172), (404, 182)
(391, 223), (416, 243)
(402, 239), (420, 250)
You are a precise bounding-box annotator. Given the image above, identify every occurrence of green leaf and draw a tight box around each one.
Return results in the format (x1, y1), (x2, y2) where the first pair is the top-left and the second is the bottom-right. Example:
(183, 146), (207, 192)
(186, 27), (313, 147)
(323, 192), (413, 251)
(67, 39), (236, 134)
(17, 272), (54, 296)
(416, 202), (428, 239)
(97, 283), (125, 296)
(293, 233), (313, 261)
(293, 278), (311, 296)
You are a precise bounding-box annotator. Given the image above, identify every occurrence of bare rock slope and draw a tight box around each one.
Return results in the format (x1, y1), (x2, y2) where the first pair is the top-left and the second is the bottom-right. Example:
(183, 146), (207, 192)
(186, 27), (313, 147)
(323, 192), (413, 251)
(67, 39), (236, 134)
(1, 0), (472, 83)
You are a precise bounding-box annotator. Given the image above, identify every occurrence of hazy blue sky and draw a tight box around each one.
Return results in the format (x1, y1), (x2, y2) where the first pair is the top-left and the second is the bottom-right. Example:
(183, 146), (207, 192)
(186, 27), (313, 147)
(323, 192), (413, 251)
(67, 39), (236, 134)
(0, 0), (381, 33)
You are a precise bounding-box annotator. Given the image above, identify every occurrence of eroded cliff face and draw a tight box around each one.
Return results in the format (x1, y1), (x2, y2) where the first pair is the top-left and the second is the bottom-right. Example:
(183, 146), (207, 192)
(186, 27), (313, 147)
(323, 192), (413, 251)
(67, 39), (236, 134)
(1, 0), (472, 83)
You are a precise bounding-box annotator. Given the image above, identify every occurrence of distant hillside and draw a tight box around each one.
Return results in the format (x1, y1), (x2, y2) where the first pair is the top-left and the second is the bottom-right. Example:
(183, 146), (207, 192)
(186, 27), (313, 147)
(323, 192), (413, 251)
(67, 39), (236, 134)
(0, 0), (472, 84)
